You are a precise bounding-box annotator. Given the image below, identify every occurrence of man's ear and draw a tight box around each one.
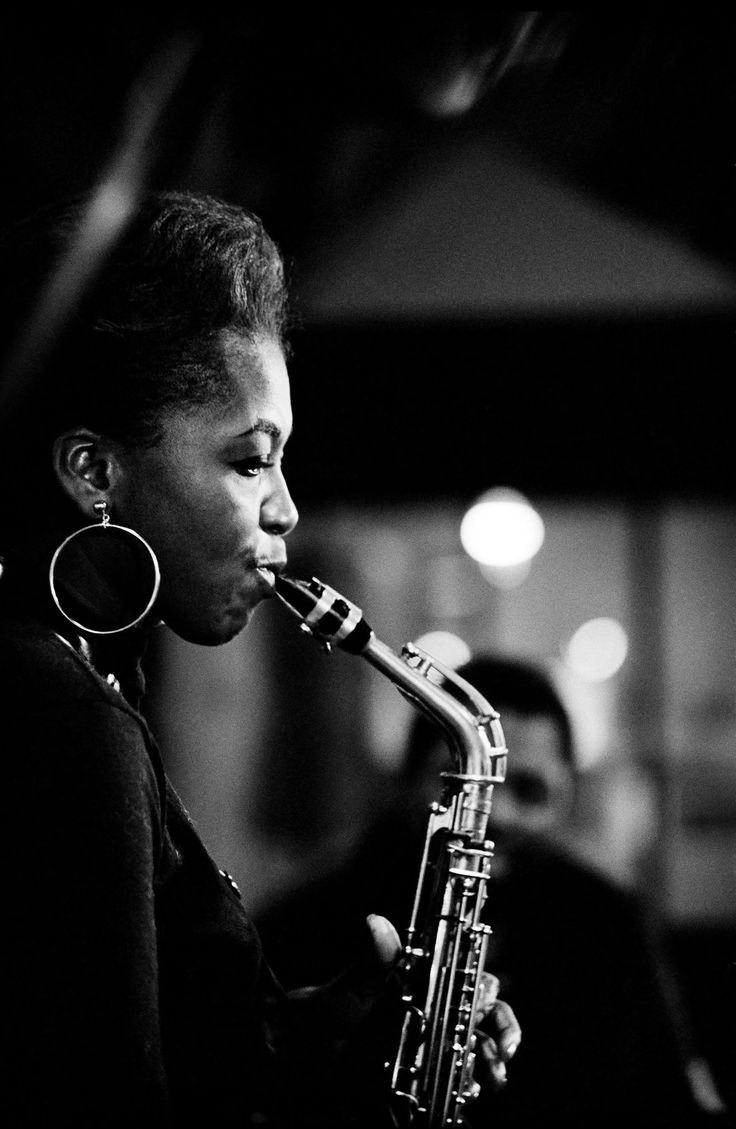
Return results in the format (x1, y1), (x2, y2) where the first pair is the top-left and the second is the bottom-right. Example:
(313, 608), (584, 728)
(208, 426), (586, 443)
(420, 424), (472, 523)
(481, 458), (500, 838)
(52, 429), (119, 518)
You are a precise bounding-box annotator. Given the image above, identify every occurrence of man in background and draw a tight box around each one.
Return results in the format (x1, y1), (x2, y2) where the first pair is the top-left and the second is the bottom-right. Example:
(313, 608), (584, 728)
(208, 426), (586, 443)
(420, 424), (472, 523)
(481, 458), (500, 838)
(257, 654), (729, 1126)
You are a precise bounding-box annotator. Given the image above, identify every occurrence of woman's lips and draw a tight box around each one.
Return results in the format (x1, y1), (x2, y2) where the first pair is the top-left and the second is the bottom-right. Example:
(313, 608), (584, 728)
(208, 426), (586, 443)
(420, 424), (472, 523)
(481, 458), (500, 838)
(255, 566), (276, 591)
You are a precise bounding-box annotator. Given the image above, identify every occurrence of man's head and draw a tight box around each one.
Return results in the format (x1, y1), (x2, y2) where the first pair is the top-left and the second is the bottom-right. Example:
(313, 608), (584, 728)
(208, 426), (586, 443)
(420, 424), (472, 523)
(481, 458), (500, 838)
(402, 655), (576, 855)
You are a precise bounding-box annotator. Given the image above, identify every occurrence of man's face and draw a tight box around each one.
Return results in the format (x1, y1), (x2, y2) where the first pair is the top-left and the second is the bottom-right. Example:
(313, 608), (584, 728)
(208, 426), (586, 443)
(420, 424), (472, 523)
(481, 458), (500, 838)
(412, 708), (573, 857)
(487, 709), (574, 854)
(113, 331), (298, 645)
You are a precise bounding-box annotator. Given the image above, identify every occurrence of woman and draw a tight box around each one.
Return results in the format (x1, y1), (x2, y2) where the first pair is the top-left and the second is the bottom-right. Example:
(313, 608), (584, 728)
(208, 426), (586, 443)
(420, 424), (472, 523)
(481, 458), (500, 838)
(0, 191), (519, 1127)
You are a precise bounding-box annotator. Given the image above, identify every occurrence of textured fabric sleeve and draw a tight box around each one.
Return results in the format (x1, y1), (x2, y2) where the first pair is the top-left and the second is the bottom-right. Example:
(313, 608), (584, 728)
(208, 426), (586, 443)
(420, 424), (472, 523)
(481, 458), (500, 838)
(257, 938), (401, 1128)
(7, 695), (168, 1127)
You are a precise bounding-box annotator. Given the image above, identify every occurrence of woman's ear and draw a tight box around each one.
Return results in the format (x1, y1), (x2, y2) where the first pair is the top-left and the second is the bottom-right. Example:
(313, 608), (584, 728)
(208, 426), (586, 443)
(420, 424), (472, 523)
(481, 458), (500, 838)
(52, 429), (118, 518)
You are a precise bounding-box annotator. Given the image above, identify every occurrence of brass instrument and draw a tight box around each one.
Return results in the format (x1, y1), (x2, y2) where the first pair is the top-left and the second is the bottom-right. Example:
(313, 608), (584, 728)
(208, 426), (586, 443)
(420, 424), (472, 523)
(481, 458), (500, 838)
(274, 574), (508, 1128)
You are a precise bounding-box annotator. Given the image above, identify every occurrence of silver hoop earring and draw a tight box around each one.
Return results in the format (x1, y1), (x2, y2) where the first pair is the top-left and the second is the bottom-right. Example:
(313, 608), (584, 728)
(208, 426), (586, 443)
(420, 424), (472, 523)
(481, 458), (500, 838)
(49, 500), (160, 635)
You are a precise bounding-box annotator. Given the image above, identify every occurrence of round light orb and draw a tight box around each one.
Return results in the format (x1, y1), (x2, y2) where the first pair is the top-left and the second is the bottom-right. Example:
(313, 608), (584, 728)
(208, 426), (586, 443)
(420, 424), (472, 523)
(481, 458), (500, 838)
(413, 631), (472, 670)
(565, 617), (629, 683)
(460, 487), (545, 567)
(479, 559), (532, 590)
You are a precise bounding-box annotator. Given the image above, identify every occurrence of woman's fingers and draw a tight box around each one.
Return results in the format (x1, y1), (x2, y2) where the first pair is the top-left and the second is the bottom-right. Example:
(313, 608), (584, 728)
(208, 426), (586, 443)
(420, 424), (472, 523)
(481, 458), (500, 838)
(365, 913), (401, 967)
(476, 1034), (509, 1087)
(475, 971), (501, 1018)
(489, 998), (522, 1061)
(472, 977), (521, 1090)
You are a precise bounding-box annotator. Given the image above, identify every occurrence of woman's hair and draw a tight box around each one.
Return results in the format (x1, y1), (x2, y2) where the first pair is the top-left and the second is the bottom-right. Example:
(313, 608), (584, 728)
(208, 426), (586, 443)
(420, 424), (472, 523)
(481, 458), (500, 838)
(0, 189), (289, 446)
(402, 654), (576, 780)
(0, 189), (289, 530)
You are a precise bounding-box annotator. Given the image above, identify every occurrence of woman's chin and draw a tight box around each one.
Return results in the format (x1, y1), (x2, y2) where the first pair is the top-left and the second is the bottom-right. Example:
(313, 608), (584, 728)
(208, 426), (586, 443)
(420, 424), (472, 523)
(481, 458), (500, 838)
(161, 601), (256, 647)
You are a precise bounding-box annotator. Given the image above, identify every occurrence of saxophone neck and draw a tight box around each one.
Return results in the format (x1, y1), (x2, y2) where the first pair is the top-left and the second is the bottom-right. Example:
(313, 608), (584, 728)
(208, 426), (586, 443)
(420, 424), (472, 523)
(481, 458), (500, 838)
(274, 572), (508, 785)
(364, 635), (507, 785)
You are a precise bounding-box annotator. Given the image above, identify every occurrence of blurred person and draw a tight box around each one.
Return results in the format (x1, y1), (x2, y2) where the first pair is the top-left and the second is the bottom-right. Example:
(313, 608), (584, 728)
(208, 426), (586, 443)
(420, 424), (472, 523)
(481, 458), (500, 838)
(257, 654), (729, 1126)
(0, 192), (520, 1128)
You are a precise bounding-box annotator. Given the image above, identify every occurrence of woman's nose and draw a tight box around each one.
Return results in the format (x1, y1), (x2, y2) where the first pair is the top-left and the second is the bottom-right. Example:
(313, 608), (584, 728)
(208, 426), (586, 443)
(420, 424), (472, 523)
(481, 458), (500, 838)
(261, 468), (299, 536)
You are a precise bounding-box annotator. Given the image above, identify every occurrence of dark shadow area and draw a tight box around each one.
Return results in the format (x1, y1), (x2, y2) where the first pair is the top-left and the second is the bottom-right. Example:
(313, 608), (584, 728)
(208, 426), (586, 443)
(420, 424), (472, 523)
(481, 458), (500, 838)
(668, 926), (736, 1113)
(287, 315), (735, 505)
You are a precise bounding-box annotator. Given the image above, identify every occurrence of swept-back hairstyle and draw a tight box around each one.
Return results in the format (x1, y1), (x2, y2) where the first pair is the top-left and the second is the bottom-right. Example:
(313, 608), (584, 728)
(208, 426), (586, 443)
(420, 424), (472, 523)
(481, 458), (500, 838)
(0, 189), (289, 530)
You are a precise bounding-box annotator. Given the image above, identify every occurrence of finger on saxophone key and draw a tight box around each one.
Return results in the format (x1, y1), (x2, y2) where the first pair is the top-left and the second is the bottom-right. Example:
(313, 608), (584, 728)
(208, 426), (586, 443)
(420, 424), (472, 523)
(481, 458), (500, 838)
(366, 913), (401, 966)
(476, 971), (500, 1018)
(492, 998), (521, 1061)
(476, 991), (521, 1088)
(478, 1036), (508, 1086)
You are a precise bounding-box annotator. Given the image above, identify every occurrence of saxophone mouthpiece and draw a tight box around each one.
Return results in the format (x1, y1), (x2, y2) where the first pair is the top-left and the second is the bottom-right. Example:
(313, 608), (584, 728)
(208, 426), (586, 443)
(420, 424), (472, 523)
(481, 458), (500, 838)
(274, 574), (374, 654)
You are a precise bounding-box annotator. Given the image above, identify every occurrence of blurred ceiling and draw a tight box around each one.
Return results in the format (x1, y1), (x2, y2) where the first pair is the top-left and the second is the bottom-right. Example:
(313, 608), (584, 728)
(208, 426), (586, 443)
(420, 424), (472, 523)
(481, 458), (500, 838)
(0, 10), (734, 501)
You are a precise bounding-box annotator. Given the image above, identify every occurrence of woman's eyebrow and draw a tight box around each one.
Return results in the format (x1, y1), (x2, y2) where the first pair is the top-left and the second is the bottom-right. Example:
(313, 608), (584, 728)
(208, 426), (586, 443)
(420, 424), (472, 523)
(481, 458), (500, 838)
(238, 419), (287, 441)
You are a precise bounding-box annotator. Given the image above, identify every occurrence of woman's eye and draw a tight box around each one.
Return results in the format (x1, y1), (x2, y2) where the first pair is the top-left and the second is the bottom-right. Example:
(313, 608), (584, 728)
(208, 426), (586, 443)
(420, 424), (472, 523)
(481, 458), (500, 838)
(232, 458), (272, 478)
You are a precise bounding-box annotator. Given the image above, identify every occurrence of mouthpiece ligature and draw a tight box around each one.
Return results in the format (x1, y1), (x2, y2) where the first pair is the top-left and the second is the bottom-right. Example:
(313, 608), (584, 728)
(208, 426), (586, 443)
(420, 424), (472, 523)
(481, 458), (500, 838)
(274, 574), (373, 654)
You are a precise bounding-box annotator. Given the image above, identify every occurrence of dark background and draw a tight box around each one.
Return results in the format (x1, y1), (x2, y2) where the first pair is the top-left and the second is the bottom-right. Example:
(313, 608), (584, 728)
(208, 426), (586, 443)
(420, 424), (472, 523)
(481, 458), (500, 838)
(0, 9), (734, 504)
(2, 9), (734, 1111)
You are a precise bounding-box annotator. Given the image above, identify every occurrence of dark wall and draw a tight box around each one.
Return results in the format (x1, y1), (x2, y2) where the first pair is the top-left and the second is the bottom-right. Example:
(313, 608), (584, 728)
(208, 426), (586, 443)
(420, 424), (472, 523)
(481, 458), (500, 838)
(287, 315), (735, 506)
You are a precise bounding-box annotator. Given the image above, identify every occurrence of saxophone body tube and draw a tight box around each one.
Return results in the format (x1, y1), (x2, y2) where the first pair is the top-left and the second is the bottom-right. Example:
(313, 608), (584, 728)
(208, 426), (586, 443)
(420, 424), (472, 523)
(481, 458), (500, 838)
(274, 573), (508, 1127)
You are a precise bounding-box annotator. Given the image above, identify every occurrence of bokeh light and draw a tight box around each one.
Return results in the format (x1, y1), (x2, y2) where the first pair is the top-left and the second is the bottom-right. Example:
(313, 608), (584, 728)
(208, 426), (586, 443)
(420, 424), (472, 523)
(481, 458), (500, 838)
(565, 617), (629, 682)
(413, 631), (472, 669)
(460, 487), (545, 567)
(479, 559), (532, 589)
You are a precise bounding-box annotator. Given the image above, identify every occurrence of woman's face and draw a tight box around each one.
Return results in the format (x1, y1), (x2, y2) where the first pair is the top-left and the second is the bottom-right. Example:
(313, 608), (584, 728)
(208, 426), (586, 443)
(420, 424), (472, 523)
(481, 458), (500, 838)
(113, 331), (298, 645)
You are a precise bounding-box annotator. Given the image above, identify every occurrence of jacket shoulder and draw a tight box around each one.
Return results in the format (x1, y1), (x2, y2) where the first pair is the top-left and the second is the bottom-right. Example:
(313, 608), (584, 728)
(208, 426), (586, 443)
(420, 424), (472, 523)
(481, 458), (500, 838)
(0, 616), (122, 705)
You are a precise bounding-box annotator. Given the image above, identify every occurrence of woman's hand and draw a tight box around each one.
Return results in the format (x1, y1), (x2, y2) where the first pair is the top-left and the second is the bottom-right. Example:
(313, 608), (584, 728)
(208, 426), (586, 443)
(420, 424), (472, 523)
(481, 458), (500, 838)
(282, 914), (521, 1125)
(365, 916), (521, 1095)
(366, 912), (402, 965)
(472, 971), (521, 1090)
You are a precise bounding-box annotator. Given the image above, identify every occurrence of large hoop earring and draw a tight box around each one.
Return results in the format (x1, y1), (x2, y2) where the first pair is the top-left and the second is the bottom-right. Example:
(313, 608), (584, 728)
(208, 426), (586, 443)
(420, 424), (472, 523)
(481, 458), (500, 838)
(49, 500), (160, 635)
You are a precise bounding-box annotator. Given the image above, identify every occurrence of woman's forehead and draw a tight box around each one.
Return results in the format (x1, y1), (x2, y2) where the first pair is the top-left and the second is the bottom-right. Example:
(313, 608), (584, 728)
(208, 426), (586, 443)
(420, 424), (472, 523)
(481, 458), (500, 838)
(142, 337), (290, 457)
(217, 331), (288, 404)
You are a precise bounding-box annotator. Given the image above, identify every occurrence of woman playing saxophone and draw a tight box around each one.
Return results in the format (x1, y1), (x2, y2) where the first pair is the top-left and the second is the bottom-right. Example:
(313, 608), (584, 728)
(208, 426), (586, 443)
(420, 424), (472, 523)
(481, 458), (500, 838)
(0, 188), (520, 1127)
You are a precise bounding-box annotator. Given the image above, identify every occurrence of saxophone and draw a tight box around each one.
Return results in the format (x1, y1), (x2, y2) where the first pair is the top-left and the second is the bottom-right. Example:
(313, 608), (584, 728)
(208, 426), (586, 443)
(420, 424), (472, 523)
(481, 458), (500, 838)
(274, 574), (508, 1128)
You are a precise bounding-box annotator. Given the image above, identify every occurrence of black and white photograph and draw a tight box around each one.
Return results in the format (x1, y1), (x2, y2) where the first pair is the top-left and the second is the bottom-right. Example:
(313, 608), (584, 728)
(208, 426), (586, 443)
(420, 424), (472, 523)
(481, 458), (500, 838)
(1, 10), (734, 1127)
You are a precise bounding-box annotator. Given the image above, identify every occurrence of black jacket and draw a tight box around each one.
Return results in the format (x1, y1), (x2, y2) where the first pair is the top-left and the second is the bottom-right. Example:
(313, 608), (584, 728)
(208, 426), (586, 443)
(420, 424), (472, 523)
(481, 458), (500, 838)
(3, 609), (387, 1128)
